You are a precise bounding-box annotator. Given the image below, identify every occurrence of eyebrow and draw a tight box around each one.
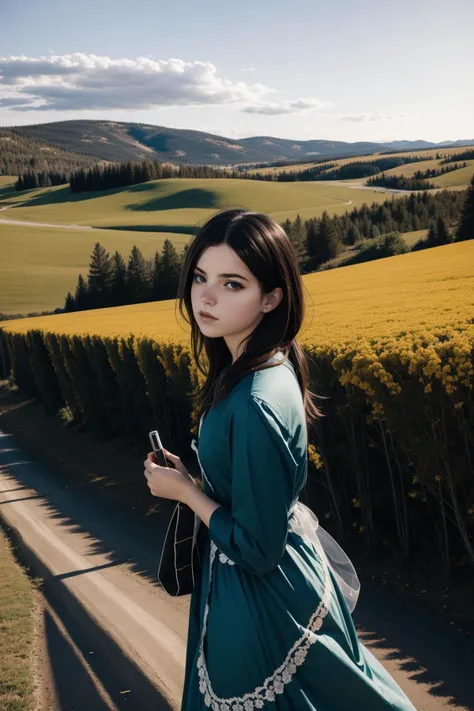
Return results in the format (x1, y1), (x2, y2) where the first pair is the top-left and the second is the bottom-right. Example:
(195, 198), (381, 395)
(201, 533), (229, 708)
(193, 266), (249, 282)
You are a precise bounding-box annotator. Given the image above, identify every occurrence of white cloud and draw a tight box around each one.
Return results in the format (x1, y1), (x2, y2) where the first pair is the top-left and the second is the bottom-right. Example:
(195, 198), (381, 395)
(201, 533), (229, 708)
(339, 112), (408, 122)
(0, 53), (271, 111)
(0, 53), (329, 117)
(242, 98), (334, 116)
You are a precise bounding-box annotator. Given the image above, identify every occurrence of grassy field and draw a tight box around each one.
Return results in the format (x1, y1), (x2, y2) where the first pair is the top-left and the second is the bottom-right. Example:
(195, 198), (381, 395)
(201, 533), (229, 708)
(402, 228), (429, 247)
(0, 222), (190, 315)
(432, 161), (474, 188)
(0, 168), (469, 315)
(0, 176), (402, 314)
(3, 240), (473, 349)
(359, 157), (474, 188)
(0, 527), (38, 711)
(0, 176), (16, 189)
(0, 177), (394, 228)
(247, 145), (473, 176)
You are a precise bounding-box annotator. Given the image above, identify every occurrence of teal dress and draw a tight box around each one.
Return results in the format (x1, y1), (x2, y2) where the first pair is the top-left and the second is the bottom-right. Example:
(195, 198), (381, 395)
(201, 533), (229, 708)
(181, 352), (417, 710)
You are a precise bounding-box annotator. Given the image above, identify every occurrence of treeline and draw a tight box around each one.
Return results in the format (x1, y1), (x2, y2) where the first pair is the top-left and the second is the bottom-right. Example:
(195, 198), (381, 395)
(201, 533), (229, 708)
(63, 238), (188, 312)
(455, 173), (474, 241)
(282, 187), (469, 271)
(248, 154), (432, 183)
(367, 162), (467, 190)
(17, 156), (467, 195)
(411, 162), (467, 178)
(15, 170), (70, 190)
(14, 157), (248, 194)
(367, 173), (435, 190)
(411, 217), (452, 251)
(274, 162), (338, 181)
(441, 149), (474, 164)
(68, 160), (240, 192)
(237, 156), (332, 172)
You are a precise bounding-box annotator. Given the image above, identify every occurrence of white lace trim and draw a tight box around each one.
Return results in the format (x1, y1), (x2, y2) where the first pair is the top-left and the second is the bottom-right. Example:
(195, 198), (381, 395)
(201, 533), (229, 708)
(196, 530), (332, 709)
(217, 550), (235, 565)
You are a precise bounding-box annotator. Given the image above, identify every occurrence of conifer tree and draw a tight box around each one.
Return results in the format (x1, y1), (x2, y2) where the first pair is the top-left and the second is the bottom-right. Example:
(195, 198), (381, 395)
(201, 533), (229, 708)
(110, 251), (128, 306)
(436, 216), (451, 244)
(87, 242), (113, 308)
(318, 211), (343, 263)
(426, 222), (438, 246)
(305, 219), (320, 259)
(347, 224), (361, 245)
(289, 214), (307, 262)
(126, 245), (149, 303)
(64, 291), (76, 312)
(158, 239), (182, 300)
(75, 274), (89, 310)
(455, 174), (474, 241)
(151, 252), (162, 301)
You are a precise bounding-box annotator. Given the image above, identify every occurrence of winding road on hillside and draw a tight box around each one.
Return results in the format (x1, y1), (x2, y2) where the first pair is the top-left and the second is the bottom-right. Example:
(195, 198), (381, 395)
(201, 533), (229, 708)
(0, 206), (93, 230)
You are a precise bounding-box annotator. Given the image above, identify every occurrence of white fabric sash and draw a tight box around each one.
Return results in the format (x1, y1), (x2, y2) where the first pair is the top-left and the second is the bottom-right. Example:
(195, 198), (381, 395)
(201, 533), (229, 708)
(288, 500), (360, 614)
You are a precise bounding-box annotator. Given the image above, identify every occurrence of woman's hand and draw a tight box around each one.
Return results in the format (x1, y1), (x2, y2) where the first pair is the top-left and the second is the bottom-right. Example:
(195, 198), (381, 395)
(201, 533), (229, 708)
(143, 449), (195, 501)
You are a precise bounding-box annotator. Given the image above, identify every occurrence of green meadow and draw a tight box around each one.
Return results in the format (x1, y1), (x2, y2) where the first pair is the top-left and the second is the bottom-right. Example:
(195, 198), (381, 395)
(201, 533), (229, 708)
(0, 528), (37, 711)
(1, 176), (392, 227)
(0, 176), (396, 314)
(0, 157), (470, 314)
(366, 158), (474, 188)
(0, 222), (189, 315)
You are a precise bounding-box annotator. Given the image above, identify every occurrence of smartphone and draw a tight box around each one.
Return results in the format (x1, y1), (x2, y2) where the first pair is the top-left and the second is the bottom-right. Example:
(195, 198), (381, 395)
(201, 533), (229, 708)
(149, 429), (169, 467)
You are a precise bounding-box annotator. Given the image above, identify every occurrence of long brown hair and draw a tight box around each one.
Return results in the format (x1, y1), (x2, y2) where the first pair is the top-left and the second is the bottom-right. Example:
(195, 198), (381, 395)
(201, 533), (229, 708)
(177, 208), (324, 430)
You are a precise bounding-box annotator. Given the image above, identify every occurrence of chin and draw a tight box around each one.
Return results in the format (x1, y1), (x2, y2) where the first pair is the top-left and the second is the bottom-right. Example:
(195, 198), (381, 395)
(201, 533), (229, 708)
(199, 321), (222, 333)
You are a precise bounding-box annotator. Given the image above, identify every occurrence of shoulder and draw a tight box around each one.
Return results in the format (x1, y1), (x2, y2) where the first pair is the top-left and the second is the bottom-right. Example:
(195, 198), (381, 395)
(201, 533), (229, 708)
(230, 358), (305, 434)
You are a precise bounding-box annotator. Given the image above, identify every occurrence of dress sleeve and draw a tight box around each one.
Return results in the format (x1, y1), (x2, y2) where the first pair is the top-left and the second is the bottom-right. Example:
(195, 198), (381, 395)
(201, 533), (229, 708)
(208, 394), (298, 576)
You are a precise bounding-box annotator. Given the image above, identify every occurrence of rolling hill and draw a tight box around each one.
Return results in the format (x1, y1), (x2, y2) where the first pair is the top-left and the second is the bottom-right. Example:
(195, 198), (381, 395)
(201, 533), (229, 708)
(248, 147), (474, 189)
(0, 175), (402, 314)
(0, 176), (393, 228)
(3, 120), (474, 169)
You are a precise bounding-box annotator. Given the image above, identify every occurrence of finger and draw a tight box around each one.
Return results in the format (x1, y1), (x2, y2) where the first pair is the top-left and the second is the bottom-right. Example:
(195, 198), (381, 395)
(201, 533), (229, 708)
(163, 449), (174, 458)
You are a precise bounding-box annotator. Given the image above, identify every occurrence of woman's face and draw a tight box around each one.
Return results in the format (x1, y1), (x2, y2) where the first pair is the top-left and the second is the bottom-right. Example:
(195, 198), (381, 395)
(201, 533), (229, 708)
(190, 243), (281, 361)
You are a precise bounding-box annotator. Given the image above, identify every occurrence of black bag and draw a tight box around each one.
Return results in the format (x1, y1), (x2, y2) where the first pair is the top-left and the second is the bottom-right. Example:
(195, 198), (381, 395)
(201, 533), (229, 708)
(157, 500), (208, 596)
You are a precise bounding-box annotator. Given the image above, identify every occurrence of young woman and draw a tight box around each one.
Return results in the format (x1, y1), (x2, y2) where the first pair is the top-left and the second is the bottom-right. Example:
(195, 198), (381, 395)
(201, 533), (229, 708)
(143, 209), (417, 710)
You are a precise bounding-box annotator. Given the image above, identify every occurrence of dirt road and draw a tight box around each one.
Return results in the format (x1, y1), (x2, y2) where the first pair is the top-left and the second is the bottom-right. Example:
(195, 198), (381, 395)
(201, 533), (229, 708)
(0, 428), (473, 710)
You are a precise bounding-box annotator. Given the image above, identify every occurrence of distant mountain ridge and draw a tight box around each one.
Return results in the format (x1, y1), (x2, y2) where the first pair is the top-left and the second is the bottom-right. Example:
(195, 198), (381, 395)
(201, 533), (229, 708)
(2, 119), (474, 169)
(380, 139), (474, 151)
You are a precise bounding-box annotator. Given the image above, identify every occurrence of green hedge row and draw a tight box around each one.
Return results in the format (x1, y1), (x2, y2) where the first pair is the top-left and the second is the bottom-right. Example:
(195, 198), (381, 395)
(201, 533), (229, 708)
(1, 326), (472, 580)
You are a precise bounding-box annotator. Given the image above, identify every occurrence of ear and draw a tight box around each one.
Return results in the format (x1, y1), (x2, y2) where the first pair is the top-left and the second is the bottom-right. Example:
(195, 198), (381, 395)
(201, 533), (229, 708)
(263, 287), (283, 313)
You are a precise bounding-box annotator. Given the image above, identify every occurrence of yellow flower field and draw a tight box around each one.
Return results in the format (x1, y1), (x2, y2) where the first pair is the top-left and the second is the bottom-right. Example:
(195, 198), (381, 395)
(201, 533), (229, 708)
(3, 239), (472, 348)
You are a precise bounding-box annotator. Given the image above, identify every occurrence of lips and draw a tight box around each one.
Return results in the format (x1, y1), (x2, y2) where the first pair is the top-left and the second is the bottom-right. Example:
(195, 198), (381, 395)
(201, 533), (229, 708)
(199, 311), (218, 320)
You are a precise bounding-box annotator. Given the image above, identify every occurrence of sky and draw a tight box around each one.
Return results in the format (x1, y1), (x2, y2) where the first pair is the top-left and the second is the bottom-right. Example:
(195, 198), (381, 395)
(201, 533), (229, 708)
(0, 0), (472, 144)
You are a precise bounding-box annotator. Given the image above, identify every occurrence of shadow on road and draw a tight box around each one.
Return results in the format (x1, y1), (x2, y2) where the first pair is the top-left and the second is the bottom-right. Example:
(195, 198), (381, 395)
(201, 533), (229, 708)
(353, 577), (474, 710)
(2, 511), (175, 711)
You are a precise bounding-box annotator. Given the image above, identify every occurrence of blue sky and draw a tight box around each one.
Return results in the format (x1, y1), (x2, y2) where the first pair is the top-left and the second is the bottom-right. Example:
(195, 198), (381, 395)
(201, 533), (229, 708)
(1, 0), (472, 143)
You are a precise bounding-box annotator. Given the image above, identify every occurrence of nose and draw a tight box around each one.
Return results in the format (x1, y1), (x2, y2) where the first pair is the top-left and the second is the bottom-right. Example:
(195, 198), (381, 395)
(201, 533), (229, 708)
(200, 284), (217, 306)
